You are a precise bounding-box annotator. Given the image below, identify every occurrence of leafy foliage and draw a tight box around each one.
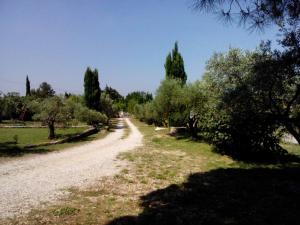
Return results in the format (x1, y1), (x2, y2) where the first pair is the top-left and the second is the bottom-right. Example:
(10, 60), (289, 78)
(31, 82), (55, 99)
(125, 91), (153, 114)
(31, 96), (69, 139)
(75, 106), (107, 127)
(84, 67), (101, 110)
(192, 0), (300, 30)
(165, 42), (187, 84)
(26, 75), (31, 96)
(100, 93), (118, 125)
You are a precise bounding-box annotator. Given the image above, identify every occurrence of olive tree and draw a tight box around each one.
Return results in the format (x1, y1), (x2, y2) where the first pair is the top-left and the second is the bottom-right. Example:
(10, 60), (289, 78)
(154, 78), (185, 128)
(31, 96), (68, 139)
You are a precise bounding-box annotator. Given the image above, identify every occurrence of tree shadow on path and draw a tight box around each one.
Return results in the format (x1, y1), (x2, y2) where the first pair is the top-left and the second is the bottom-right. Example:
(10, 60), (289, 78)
(0, 142), (50, 157)
(107, 167), (300, 225)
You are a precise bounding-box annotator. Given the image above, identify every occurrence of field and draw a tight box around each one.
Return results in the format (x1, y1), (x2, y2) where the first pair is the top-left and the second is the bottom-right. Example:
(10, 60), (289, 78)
(3, 118), (300, 225)
(0, 126), (110, 158)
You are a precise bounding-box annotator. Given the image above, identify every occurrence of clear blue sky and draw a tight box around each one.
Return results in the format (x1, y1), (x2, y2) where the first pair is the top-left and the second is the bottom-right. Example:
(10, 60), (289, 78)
(0, 0), (279, 96)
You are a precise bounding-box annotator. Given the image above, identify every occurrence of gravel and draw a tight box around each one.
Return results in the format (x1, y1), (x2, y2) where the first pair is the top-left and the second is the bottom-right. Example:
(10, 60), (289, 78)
(0, 118), (143, 219)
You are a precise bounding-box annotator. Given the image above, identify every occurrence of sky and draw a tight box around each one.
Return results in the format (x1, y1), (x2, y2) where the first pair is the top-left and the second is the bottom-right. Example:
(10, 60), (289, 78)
(0, 0), (280, 96)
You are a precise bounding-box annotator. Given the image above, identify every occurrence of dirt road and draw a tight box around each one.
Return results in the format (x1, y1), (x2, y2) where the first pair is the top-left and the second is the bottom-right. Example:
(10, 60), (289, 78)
(0, 118), (143, 219)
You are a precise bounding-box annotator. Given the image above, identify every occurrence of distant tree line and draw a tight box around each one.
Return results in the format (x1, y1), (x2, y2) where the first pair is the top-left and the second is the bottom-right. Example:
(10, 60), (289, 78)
(0, 68), (153, 139)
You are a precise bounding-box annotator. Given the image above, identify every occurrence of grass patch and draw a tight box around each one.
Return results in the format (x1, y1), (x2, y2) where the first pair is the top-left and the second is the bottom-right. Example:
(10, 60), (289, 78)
(52, 206), (80, 216)
(121, 122), (130, 139)
(0, 127), (86, 147)
(3, 118), (300, 225)
(0, 126), (110, 158)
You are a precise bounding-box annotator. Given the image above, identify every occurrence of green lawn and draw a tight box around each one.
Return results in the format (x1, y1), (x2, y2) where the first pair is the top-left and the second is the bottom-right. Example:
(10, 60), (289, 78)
(0, 127), (86, 146)
(0, 126), (109, 157)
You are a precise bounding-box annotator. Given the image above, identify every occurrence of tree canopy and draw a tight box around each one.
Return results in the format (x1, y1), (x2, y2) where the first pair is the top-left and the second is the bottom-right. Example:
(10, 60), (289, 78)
(165, 42), (187, 84)
(192, 0), (300, 30)
(31, 82), (55, 99)
(26, 75), (31, 96)
(84, 67), (101, 111)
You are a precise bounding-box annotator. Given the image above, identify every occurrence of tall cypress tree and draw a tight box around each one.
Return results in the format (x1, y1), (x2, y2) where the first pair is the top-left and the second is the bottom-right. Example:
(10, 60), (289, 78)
(84, 67), (101, 110)
(26, 75), (31, 96)
(164, 42), (187, 84)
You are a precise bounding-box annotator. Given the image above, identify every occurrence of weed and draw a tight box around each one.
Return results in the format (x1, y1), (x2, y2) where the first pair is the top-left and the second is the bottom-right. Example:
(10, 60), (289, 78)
(51, 206), (79, 216)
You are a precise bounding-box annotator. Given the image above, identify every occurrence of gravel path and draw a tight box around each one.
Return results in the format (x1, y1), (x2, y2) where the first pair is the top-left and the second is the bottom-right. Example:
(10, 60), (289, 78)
(0, 118), (143, 219)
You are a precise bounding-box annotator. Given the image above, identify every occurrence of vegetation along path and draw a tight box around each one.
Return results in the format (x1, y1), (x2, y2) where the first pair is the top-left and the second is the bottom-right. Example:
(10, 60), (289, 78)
(0, 118), (143, 219)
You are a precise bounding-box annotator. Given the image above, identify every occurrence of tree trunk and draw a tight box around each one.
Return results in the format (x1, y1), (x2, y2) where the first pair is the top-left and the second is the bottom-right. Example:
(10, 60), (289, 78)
(285, 123), (300, 144)
(188, 118), (198, 138)
(48, 122), (55, 139)
(106, 118), (110, 131)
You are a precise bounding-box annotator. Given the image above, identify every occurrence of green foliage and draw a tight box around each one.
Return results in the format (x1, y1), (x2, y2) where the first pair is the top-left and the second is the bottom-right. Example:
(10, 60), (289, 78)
(13, 134), (18, 144)
(132, 79), (207, 130)
(153, 78), (185, 127)
(75, 106), (107, 127)
(165, 42), (187, 84)
(125, 91), (152, 113)
(1, 92), (24, 120)
(200, 48), (288, 159)
(133, 102), (161, 125)
(26, 75), (31, 96)
(193, 0), (300, 30)
(31, 96), (68, 139)
(181, 82), (207, 137)
(103, 85), (123, 102)
(31, 82), (55, 98)
(250, 36), (300, 144)
(52, 207), (79, 216)
(103, 85), (126, 111)
(84, 67), (101, 110)
(100, 93), (118, 124)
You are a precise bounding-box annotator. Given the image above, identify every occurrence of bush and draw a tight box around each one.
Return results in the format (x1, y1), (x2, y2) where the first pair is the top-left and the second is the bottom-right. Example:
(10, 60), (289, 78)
(75, 106), (107, 127)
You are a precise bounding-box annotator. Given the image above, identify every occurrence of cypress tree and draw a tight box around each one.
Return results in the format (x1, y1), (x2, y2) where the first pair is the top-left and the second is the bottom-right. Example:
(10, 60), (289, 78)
(165, 53), (173, 79)
(26, 75), (31, 96)
(84, 67), (101, 110)
(164, 42), (187, 84)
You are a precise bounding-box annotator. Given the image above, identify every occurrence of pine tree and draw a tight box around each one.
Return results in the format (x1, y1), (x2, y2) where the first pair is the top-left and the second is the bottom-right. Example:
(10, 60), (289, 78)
(26, 75), (31, 96)
(164, 42), (187, 84)
(84, 67), (101, 110)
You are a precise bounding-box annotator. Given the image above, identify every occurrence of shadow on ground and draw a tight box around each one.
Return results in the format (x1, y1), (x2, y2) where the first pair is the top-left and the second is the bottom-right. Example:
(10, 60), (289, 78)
(0, 142), (50, 157)
(173, 133), (300, 164)
(0, 134), (99, 157)
(106, 167), (300, 225)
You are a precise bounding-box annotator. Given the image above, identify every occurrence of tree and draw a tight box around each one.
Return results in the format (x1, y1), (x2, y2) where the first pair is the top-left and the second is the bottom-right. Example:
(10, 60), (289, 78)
(165, 42), (187, 84)
(200, 48), (288, 159)
(181, 82), (208, 137)
(26, 75), (31, 96)
(84, 67), (101, 110)
(31, 96), (68, 139)
(192, 0), (300, 30)
(74, 105), (107, 127)
(64, 95), (107, 127)
(250, 38), (300, 144)
(154, 79), (184, 127)
(0, 93), (3, 122)
(31, 82), (55, 98)
(125, 91), (153, 113)
(103, 85), (126, 111)
(1, 92), (24, 120)
(103, 85), (123, 101)
(100, 93), (119, 127)
(192, 0), (300, 148)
